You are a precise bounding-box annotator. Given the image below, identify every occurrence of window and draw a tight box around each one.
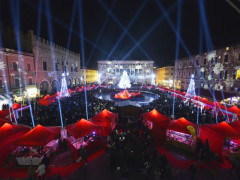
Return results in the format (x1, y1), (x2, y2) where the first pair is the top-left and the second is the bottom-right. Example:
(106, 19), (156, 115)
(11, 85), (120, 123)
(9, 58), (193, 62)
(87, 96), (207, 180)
(0, 80), (3, 88)
(29, 78), (33, 85)
(224, 70), (228, 79)
(204, 59), (207, 64)
(224, 54), (228, 62)
(214, 57), (217, 63)
(15, 79), (20, 87)
(43, 61), (47, 71)
(55, 63), (58, 71)
(231, 87), (234, 92)
(211, 58), (214, 64)
(233, 70), (237, 79)
(196, 59), (199, 66)
(223, 86), (226, 91)
(220, 71), (224, 79)
(27, 63), (31, 71)
(13, 62), (18, 71)
(211, 71), (214, 79)
(71, 66), (73, 72)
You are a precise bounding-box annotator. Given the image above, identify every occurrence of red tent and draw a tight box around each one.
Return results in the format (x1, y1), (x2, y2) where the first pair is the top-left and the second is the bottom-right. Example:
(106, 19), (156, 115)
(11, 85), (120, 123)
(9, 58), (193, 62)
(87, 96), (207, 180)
(141, 109), (170, 145)
(200, 98), (214, 106)
(66, 119), (99, 139)
(202, 121), (240, 139)
(229, 120), (240, 132)
(167, 117), (198, 135)
(227, 106), (240, 115)
(13, 125), (61, 146)
(0, 123), (30, 141)
(0, 118), (11, 127)
(92, 109), (118, 136)
(12, 103), (22, 110)
(199, 125), (224, 158)
(213, 101), (226, 110)
(141, 109), (170, 129)
(0, 109), (9, 118)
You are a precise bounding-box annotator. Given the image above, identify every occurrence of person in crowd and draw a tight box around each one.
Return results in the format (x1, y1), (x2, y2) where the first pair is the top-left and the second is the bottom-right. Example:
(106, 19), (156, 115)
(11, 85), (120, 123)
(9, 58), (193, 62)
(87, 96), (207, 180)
(27, 165), (36, 180)
(35, 162), (46, 180)
(42, 154), (50, 172)
(189, 163), (197, 179)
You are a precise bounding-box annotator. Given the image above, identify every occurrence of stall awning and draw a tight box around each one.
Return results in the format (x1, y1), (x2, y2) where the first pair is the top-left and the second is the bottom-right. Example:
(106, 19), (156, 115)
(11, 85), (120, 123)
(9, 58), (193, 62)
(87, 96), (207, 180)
(167, 117), (198, 135)
(91, 109), (118, 122)
(0, 123), (30, 141)
(202, 121), (240, 139)
(227, 106), (240, 115)
(65, 119), (99, 139)
(13, 125), (61, 146)
(141, 109), (170, 129)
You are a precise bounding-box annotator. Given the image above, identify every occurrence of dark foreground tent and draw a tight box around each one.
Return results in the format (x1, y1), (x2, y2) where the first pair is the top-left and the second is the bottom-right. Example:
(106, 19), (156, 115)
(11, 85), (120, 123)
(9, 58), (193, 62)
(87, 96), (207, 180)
(200, 121), (240, 157)
(13, 125), (61, 147)
(141, 109), (170, 145)
(167, 117), (198, 135)
(65, 118), (99, 139)
(92, 109), (118, 136)
(0, 123), (30, 142)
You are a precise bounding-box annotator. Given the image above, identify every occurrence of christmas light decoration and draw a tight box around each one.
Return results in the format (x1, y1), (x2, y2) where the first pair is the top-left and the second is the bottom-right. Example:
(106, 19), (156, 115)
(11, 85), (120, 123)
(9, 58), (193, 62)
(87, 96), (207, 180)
(60, 72), (70, 97)
(118, 70), (131, 89)
(185, 74), (196, 98)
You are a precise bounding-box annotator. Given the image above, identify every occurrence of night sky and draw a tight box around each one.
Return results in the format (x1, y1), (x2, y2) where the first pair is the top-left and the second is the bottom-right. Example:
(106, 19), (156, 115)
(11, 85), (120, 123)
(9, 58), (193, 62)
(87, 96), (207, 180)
(1, 0), (240, 69)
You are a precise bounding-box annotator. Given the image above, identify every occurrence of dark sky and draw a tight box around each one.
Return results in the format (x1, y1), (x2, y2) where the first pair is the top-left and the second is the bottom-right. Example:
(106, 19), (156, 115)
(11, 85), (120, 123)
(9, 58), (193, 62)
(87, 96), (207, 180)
(1, 0), (240, 69)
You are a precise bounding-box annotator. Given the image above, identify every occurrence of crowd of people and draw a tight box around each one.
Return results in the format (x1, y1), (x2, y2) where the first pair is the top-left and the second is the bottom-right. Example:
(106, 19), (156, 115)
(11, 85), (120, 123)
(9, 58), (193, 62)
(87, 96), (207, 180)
(106, 115), (172, 179)
(148, 88), (227, 124)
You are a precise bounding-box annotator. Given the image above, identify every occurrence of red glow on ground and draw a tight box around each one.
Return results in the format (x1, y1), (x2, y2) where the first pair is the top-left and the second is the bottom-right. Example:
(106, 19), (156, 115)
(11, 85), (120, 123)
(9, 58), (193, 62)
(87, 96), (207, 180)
(114, 89), (141, 99)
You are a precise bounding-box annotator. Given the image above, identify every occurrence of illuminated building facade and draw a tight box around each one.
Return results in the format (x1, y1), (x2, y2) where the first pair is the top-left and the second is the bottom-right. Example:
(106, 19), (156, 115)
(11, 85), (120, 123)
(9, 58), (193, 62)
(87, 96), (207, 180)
(156, 66), (174, 87)
(97, 60), (154, 85)
(80, 68), (98, 84)
(174, 44), (240, 93)
(0, 29), (81, 96)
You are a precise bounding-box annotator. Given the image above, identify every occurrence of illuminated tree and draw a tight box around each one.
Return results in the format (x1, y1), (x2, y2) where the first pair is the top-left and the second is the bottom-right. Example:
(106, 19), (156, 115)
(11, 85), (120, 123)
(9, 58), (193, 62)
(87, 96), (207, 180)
(118, 70), (131, 89)
(185, 74), (196, 98)
(60, 72), (70, 97)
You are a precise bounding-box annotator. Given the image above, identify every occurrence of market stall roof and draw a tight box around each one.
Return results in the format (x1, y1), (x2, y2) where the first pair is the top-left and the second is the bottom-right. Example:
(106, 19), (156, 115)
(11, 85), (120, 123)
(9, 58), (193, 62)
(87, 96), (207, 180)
(227, 106), (240, 115)
(141, 109), (170, 129)
(0, 109), (9, 118)
(229, 120), (240, 132)
(167, 117), (198, 135)
(0, 118), (11, 127)
(0, 123), (30, 141)
(65, 118), (99, 139)
(92, 109), (118, 122)
(201, 121), (240, 139)
(13, 125), (61, 146)
(199, 98), (214, 106)
(213, 101), (226, 110)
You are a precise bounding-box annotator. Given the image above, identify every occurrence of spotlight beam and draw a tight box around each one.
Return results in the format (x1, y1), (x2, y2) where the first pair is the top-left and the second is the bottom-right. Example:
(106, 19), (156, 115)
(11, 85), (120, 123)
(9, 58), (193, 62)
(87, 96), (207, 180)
(172, 0), (183, 120)
(122, 3), (176, 60)
(34, 0), (43, 111)
(106, 0), (148, 61)
(98, 0), (152, 60)
(154, 0), (216, 101)
(23, 0), (109, 56)
(78, 0), (88, 120)
(86, 0), (117, 66)
(44, 0), (64, 128)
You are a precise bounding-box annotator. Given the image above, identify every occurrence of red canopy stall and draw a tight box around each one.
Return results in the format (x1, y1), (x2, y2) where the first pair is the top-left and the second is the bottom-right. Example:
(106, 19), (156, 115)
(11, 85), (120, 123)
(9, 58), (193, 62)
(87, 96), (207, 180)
(91, 109), (118, 136)
(66, 119), (101, 153)
(0, 123), (30, 143)
(12, 125), (61, 165)
(66, 119), (99, 139)
(167, 117), (198, 152)
(200, 122), (240, 158)
(141, 109), (170, 145)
